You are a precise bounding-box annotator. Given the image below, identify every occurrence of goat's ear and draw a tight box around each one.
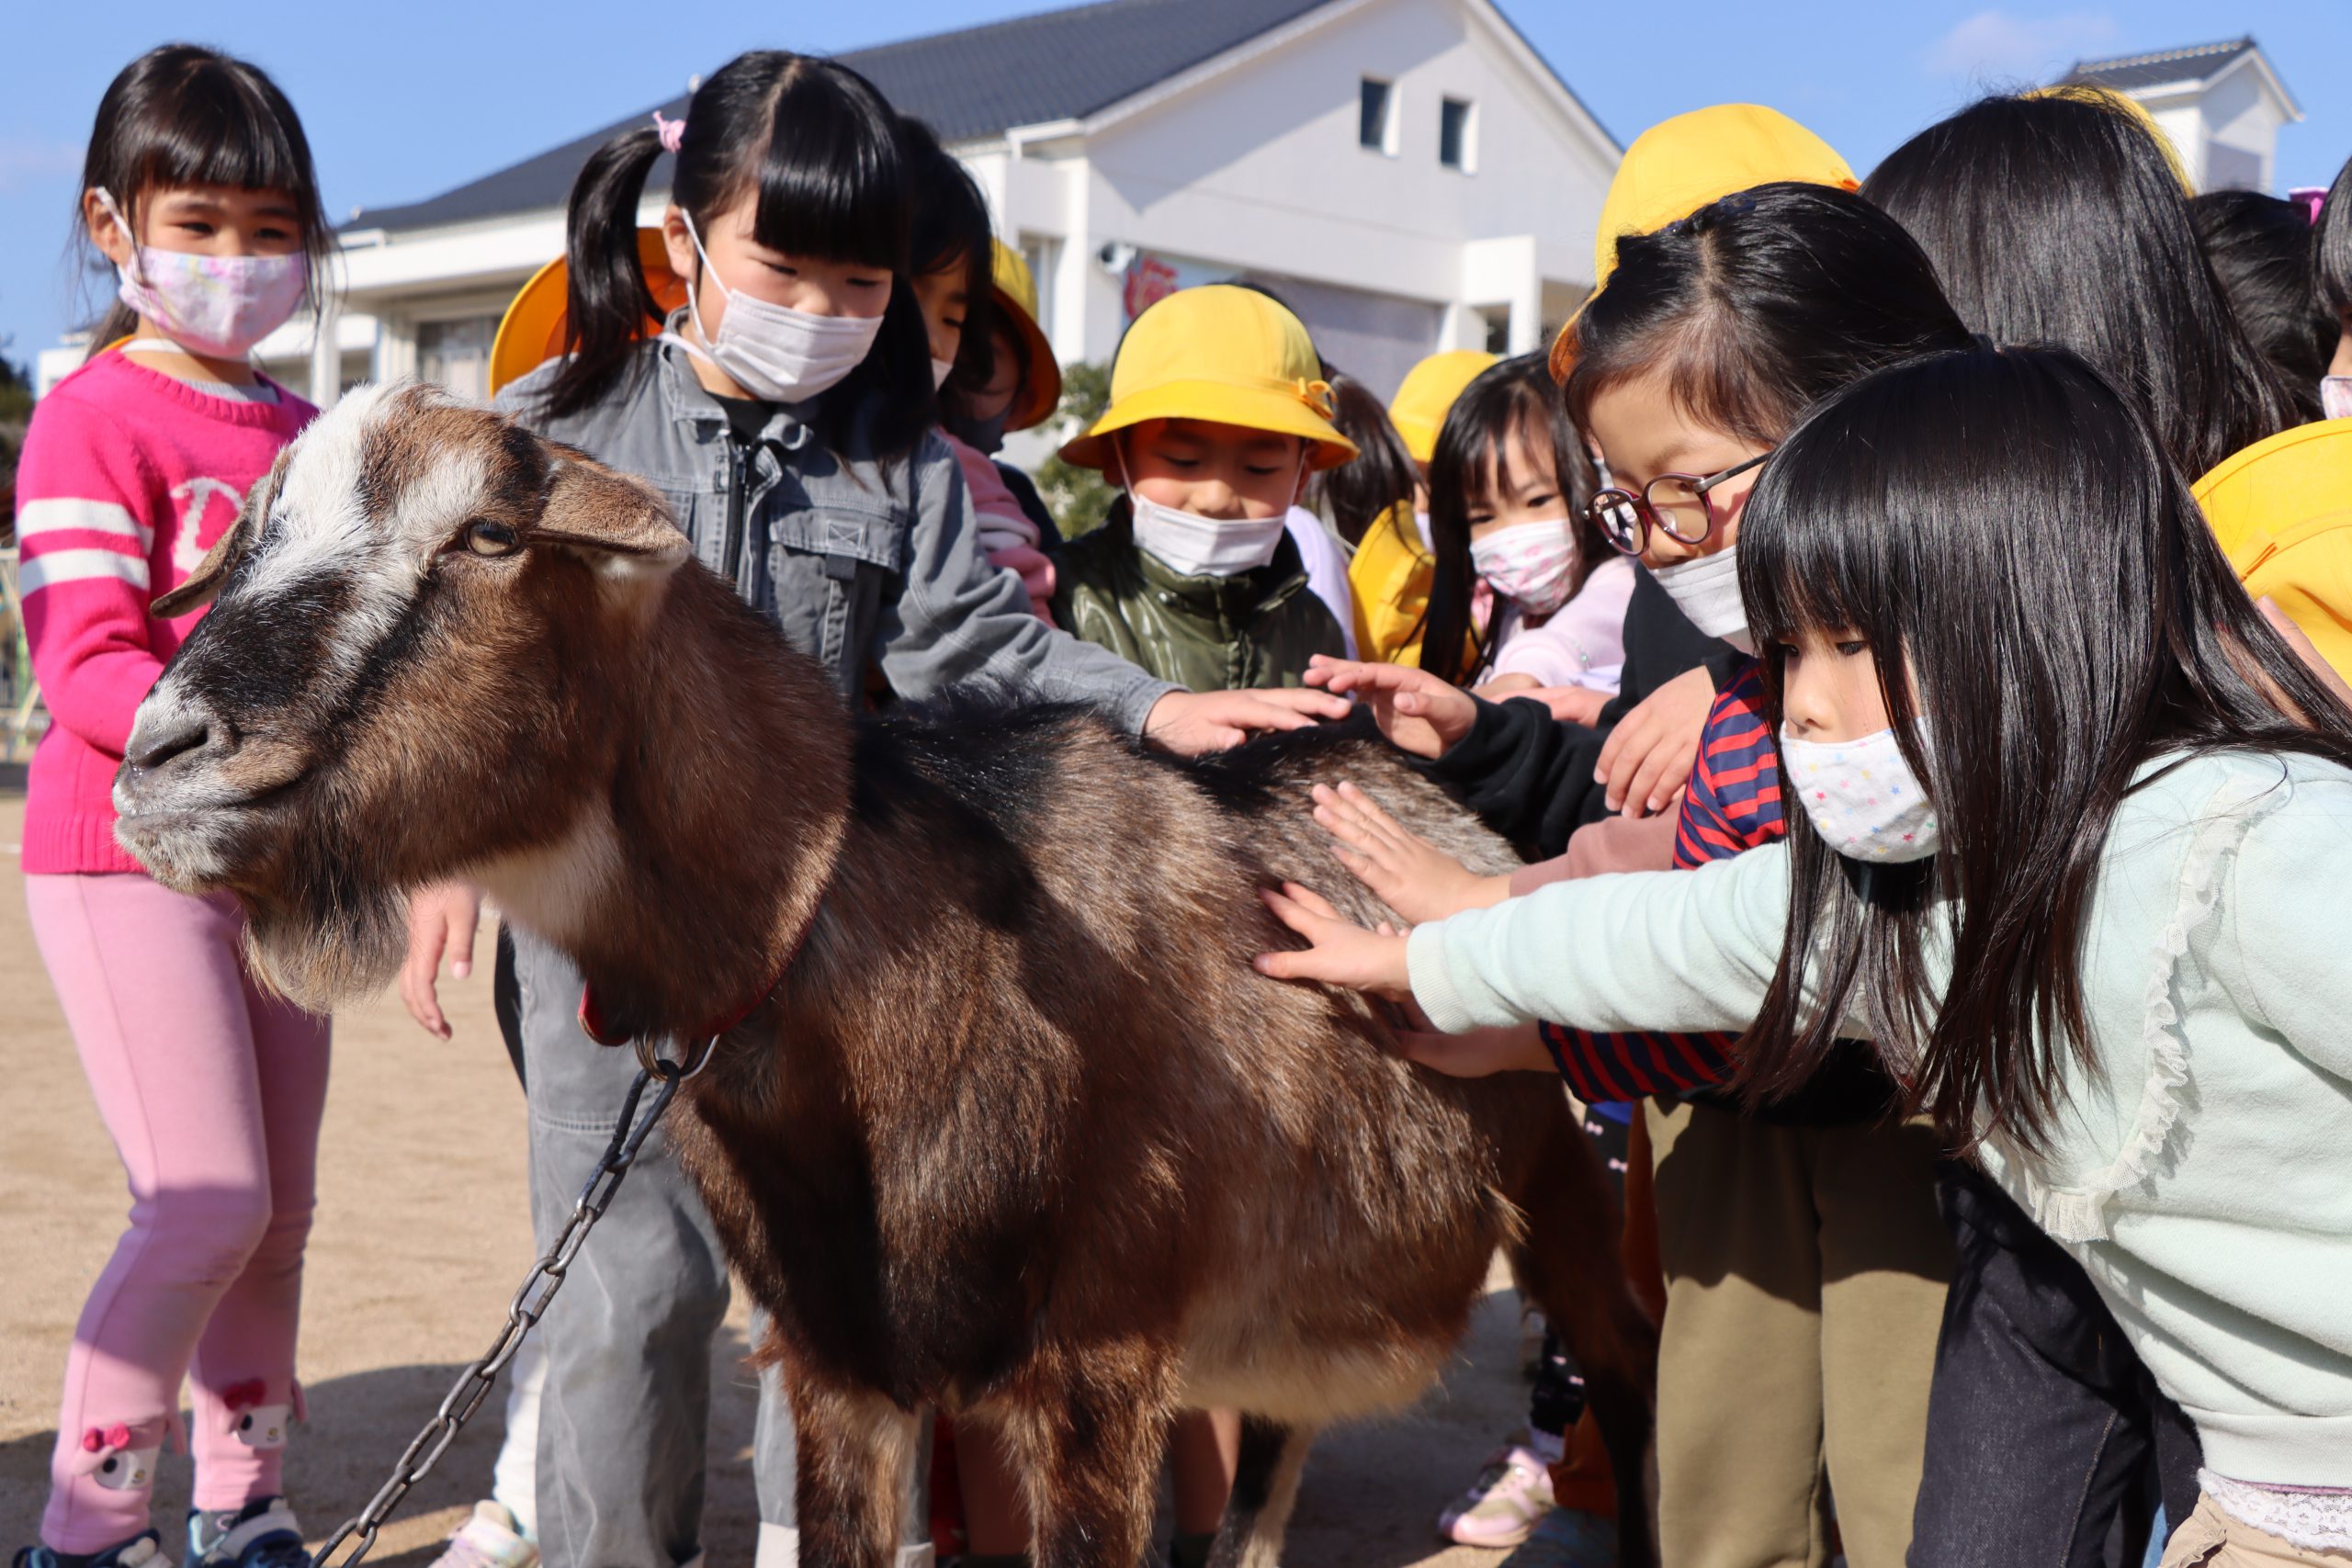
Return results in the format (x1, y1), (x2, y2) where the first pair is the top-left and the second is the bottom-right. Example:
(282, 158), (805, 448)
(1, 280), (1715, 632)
(530, 455), (690, 576)
(152, 508), (254, 618)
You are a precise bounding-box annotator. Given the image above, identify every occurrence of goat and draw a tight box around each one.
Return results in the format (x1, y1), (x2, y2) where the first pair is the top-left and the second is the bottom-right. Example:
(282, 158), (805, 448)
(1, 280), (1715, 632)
(112, 384), (1658, 1568)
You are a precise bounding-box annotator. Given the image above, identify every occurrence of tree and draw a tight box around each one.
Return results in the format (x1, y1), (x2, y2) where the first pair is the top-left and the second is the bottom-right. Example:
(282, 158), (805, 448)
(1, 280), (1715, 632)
(0, 347), (31, 538)
(1033, 360), (1116, 539)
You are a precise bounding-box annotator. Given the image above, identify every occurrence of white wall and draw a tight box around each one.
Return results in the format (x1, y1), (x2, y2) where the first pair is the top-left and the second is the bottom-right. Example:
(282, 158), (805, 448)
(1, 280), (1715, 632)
(984, 0), (1612, 379)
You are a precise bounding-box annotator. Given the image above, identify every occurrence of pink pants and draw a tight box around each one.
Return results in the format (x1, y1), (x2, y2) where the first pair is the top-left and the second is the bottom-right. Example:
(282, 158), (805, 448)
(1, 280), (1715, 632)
(27, 873), (331, 1552)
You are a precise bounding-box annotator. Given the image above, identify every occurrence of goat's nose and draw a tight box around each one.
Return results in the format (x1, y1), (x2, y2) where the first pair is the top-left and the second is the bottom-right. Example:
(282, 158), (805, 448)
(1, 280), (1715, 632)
(126, 711), (218, 775)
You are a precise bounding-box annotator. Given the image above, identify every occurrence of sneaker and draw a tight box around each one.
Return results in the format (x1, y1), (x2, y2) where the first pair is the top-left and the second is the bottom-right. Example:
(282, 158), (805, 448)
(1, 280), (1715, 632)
(15, 1531), (174, 1568)
(1438, 1444), (1555, 1548)
(428, 1504), (537, 1568)
(1498, 1506), (1616, 1568)
(187, 1499), (303, 1568)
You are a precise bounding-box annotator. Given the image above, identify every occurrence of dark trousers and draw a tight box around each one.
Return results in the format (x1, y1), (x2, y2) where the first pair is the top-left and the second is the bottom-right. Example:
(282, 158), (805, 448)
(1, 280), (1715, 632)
(1909, 1164), (2202, 1568)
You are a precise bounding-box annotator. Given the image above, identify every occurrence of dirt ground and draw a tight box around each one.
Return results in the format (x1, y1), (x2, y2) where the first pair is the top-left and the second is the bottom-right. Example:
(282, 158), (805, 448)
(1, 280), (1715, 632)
(0, 785), (1531, 1568)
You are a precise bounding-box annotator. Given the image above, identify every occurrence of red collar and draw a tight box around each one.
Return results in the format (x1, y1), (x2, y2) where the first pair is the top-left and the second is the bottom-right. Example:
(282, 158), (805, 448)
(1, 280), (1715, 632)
(576, 894), (825, 1050)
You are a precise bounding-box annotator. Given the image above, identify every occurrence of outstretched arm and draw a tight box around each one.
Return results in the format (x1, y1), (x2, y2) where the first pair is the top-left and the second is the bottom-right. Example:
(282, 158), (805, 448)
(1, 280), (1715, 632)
(1408, 844), (1792, 1033)
(1261, 843), (1797, 1039)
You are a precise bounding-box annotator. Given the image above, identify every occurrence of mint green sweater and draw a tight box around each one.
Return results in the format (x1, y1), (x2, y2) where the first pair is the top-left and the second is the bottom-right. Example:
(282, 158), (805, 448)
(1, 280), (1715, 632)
(1408, 750), (2352, 1489)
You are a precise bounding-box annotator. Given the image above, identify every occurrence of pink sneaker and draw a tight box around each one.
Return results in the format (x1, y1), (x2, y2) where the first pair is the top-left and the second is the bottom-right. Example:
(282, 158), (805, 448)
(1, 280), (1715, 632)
(1438, 1444), (1556, 1548)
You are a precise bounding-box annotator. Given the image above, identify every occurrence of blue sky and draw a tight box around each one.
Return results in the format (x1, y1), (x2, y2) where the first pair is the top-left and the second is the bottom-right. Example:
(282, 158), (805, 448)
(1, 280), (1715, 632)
(6, 0), (2347, 365)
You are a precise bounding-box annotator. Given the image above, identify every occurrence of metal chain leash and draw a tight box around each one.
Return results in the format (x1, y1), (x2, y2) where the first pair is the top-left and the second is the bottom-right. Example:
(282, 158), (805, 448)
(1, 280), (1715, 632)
(308, 1033), (718, 1568)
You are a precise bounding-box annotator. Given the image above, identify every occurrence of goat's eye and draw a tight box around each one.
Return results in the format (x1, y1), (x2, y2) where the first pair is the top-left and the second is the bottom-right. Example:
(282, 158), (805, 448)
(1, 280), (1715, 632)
(462, 520), (522, 558)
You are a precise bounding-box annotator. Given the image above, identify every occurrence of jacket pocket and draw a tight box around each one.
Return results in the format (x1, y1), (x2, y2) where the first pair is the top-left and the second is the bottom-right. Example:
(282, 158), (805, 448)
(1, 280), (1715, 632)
(765, 489), (909, 576)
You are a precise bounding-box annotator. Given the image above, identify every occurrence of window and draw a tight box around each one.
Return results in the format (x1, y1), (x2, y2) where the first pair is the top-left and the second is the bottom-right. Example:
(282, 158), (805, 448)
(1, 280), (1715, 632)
(417, 314), (501, 402)
(1359, 77), (1396, 155)
(1440, 97), (1476, 172)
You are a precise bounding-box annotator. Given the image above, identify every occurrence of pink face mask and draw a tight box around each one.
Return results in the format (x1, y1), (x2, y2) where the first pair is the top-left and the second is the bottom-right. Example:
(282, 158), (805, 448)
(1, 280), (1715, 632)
(2323, 376), (2352, 423)
(1468, 517), (1579, 616)
(97, 187), (308, 359)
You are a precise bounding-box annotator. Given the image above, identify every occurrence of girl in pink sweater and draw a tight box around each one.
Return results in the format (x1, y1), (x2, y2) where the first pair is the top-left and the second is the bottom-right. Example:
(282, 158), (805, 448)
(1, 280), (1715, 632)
(15, 48), (330, 1568)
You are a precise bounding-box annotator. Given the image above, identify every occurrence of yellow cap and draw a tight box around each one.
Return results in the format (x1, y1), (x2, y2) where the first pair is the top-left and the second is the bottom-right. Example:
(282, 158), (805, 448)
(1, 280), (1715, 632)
(989, 239), (1062, 432)
(489, 229), (687, 398)
(2193, 419), (2352, 682)
(1550, 105), (1857, 381)
(1058, 284), (1358, 472)
(1389, 350), (1498, 464)
(2028, 84), (2193, 195)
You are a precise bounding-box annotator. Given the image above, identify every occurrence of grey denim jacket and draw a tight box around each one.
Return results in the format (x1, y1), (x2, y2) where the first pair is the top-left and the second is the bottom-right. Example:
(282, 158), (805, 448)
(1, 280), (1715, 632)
(497, 339), (1172, 726)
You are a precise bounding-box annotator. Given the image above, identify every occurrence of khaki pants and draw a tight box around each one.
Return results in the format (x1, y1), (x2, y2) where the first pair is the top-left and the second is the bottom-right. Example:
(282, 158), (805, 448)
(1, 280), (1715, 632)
(2163, 1495), (2352, 1566)
(1648, 1100), (1951, 1568)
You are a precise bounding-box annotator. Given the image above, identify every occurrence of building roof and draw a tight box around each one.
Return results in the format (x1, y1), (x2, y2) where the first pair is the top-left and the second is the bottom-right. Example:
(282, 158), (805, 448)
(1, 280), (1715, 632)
(2062, 38), (2255, 94)
(350, 0), (1335, 232)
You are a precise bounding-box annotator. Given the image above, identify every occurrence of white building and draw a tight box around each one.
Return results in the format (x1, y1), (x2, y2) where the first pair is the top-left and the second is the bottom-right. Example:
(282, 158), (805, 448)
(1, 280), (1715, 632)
(40, 0), (1620, 409)
(2061, 38), (2302, 194)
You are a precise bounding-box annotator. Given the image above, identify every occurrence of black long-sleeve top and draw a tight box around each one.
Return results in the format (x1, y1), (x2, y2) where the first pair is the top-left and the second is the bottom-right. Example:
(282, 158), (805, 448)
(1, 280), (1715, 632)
(1421, 566), (1737, 859)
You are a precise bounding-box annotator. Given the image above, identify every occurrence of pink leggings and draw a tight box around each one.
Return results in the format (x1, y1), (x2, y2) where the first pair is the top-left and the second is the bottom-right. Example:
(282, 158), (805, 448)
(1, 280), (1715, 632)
(27, 873), (331, 1552)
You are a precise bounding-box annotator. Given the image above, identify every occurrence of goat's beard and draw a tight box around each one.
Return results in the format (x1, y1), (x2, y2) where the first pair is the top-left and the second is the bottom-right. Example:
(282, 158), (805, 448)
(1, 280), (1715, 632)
(238, 881), (412, 1012)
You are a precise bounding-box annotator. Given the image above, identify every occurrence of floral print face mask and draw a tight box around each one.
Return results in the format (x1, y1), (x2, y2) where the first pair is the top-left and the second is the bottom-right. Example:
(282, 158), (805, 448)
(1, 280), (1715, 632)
(97, 187), (308, 359)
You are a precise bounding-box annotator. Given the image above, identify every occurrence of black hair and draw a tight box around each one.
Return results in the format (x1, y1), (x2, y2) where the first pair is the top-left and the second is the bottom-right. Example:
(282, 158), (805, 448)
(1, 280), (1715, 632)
(2190, 190), (2335, 419)
(899, 116), (998, 400)
(1738, 345), (2352, 1151)
(76, 44), (330, 358)
(1418, 354), (1604, 686)
(1863, 92), (2301, 476)
(2316, 152), (2352, 321)
(1562, 183), (1976, 448)
(1306, 370), (1418, 548)
(539, 51), (933, 458)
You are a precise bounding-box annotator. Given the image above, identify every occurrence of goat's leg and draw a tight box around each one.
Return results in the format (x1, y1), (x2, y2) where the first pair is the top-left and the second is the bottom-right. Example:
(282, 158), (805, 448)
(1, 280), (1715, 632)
(1206, 1416), (1315, 1568)
(784, 1365), (922, 1568)
(1513, 1112), (1662, 1568)
(997, 1340), (1178, 1568)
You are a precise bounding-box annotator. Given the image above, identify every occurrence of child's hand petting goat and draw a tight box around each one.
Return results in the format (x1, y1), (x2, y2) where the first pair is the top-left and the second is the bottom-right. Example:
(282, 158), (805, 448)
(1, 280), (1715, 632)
(1311, 781), (1510, 924)
(1255, 881), (1410, 996)
(1254, 883), (1554, 1078)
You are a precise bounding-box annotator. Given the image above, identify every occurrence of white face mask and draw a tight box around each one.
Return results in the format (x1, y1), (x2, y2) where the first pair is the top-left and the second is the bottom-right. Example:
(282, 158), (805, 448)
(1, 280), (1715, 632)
(931, 355), (956, 391)
(1469, 518), (1579, 616)
(1411, 510), (1434, 552)
(1650, 545), (1755, 655)
(1118, 448), (1296, 578)
(1131, 495), (1289, 578)
(1781, 722), (1940, 863)
(680, 212), (884, 403)
(2323, 376), (2352, 422)
(96, 188), (306, 360)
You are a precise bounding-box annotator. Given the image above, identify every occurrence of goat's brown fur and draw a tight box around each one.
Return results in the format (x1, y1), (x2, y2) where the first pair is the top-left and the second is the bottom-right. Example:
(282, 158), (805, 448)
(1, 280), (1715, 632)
(115, 386), (1658, 1568)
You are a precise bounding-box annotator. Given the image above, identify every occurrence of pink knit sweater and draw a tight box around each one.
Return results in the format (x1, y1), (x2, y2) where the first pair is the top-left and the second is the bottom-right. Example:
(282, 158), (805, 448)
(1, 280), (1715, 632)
(16, 352), (314, 873)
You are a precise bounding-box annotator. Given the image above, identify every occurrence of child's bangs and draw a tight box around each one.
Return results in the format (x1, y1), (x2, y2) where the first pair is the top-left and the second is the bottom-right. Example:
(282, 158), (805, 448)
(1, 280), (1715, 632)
(749, 72), (908, 271)
(129, 63), (316, 209)
(1736, 385), (1920, 658)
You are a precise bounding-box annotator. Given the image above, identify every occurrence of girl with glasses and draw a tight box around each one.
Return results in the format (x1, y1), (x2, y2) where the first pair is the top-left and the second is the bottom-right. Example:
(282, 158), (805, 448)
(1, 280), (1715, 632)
(1306, 181), (1975, 1568)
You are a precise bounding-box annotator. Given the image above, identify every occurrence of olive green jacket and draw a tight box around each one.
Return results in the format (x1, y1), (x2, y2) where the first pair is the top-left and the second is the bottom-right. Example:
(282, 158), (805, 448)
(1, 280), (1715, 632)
(1050, 512), (1346, 692)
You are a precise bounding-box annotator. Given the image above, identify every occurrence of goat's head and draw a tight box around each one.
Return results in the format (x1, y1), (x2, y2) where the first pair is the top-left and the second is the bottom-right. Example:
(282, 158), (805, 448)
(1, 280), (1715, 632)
(114, 382), (688, 1007)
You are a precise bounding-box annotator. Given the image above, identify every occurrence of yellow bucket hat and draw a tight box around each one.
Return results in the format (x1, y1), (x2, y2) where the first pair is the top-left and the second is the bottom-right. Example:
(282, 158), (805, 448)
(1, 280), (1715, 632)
(1059, 284), (1358, 472)
(1389, 350), (1498, 464)
(489, 229), (687, 398)
(1550, 105), (1857, 382)
(2193, 419), (2352, 681)
(989, 239), (1062, 433)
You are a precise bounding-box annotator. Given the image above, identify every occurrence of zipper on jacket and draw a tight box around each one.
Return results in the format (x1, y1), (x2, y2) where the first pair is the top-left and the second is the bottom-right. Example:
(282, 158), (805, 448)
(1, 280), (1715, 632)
(719, 439), (749, 596)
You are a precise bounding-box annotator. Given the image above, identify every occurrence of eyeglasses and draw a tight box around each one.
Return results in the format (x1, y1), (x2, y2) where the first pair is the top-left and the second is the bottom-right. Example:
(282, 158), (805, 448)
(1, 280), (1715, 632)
(1584, 452), (1771, 556)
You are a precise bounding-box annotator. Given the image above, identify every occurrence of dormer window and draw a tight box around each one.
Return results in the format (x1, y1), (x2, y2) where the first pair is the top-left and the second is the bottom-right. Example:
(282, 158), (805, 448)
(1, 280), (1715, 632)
(1360, 78), (1397, 155)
